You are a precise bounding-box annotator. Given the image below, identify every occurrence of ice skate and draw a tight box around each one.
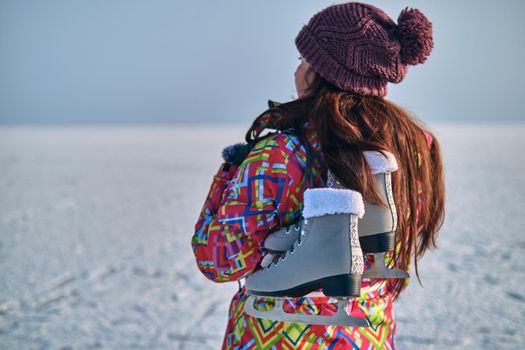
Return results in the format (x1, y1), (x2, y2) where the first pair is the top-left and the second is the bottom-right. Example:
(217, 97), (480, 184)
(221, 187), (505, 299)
(328, 151), (409, 279)
(263, 150), (409, 279)
(259, 220), (304, 268)
(245, 187), (369, 327)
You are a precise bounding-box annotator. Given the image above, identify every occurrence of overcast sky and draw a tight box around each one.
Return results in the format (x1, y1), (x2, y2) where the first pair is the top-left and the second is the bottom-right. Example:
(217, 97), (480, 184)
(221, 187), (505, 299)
(1, 0), (524, 124)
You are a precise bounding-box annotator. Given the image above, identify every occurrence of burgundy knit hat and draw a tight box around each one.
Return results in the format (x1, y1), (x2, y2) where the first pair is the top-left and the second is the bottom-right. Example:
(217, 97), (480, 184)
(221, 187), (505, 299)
(295, 2), (433, 97)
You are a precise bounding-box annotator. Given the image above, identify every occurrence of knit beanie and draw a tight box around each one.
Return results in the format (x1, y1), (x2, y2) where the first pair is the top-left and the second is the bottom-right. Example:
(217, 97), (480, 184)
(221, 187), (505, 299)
(295, 2), (434, 97)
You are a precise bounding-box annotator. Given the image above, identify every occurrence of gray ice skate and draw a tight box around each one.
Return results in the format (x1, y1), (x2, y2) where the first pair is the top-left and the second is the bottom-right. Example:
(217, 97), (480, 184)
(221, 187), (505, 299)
(263, 150), (409, 279)
(245, 187), (369, 327)
(259, 221), (304, 269)
(353, 151), (409, 279)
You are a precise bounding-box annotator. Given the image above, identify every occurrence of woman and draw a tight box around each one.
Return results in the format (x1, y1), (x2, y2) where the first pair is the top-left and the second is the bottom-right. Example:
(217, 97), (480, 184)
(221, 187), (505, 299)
(191, 2), (445, 348)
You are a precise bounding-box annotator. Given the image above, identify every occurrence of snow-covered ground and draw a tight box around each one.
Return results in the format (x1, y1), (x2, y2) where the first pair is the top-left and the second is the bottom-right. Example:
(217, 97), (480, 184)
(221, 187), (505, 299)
(0, 123), (523, 349)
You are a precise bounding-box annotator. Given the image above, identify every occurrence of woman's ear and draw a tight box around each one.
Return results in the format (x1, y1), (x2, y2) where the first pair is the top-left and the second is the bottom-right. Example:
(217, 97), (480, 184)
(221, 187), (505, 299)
(305, 65), (316, 84)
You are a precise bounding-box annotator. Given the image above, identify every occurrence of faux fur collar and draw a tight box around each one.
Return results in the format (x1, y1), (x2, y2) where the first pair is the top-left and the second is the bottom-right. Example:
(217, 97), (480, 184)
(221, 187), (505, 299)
(363, 150), (398, 174)
(303, 188), (365, 219)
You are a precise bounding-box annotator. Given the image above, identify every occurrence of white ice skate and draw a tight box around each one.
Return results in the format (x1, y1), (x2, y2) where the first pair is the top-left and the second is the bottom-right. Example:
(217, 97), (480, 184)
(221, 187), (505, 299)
(244, 187), (369, 327)
(263, 150), (409, 279)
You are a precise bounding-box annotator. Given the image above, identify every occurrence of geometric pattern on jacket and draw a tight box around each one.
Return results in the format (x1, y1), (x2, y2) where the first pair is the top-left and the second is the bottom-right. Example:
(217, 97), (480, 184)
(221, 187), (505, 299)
(192, 111), (430, 349)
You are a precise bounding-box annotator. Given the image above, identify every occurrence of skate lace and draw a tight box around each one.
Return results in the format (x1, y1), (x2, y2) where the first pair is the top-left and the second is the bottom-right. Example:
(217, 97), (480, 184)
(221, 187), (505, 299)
(284, 220), (301, 235)
(267, 216), (309, 269)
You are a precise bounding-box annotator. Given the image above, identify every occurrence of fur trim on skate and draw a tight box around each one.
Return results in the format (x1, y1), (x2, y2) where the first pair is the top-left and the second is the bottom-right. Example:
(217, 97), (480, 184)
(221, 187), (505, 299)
(363, 150), (398, 174)
(303, 188), (365, 219)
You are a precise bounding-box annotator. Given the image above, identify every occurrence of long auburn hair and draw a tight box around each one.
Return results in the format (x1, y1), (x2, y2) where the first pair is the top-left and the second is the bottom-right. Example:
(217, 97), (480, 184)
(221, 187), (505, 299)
(245, 73), (445, 299)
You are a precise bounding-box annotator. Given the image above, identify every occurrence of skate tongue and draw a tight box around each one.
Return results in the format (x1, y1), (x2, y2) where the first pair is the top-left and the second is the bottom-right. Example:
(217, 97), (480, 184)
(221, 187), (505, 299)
(302, 188), (365, 219)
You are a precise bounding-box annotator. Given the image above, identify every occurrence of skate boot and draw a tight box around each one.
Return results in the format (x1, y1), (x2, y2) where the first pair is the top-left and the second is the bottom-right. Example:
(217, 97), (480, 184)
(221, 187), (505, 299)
(328, 151), (409, 279)
(245, 187), (369, 327)
(259, 220), (304, 269)
(262, 150), (409, 279)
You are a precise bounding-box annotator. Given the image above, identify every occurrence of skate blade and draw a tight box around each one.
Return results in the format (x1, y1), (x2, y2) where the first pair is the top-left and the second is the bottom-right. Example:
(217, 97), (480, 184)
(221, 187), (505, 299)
(362, 267), (410, 279)
(244, 295), (369, 327)
(363, 252), (410, 279)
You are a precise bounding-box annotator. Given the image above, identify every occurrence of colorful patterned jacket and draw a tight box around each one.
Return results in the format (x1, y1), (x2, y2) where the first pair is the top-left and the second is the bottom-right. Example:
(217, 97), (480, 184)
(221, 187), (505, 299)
(191, 108), (432, 349)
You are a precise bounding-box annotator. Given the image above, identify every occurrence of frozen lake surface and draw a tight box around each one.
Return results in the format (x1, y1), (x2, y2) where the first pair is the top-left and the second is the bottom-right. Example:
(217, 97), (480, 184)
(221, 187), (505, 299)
(0, 123), (524, 349)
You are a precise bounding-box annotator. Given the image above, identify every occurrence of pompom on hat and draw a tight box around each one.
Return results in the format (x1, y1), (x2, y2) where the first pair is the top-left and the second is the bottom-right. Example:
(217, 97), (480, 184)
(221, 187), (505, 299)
(295, 2), (434, 97)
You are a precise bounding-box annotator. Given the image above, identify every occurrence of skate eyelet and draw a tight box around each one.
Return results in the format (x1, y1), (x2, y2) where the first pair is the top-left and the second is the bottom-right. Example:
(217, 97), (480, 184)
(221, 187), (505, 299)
(300, 230), (306, 236)
(297, 241), (303, 247)
(294, 224), (300, 231)
(304, 218), (309, 225)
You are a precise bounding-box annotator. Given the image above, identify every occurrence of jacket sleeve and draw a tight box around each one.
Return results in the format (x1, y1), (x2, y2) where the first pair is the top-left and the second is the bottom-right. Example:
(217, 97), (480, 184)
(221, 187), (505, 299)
(191, 132), (306, 282)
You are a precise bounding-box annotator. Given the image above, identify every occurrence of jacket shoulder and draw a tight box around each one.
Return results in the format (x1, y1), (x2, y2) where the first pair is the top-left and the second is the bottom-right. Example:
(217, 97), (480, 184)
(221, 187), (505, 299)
(250, 131), (306, 159)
